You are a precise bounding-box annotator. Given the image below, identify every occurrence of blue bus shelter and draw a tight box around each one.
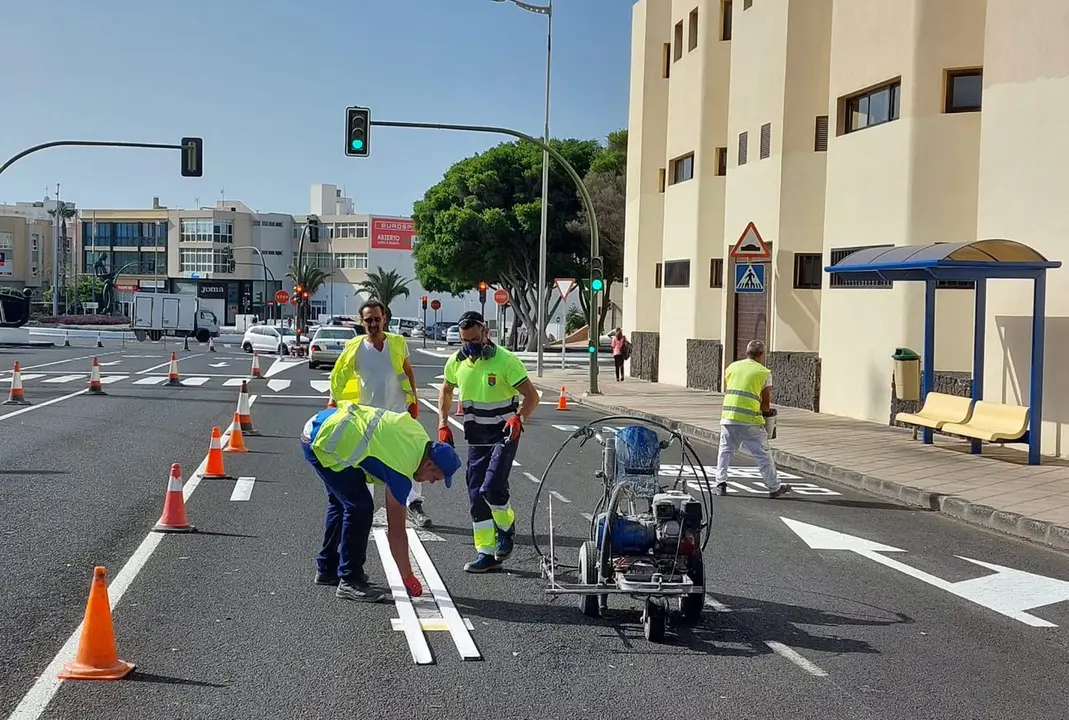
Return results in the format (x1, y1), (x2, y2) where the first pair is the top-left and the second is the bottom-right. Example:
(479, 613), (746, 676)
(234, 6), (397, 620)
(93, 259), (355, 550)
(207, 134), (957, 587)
(825, 239), (1061, 465)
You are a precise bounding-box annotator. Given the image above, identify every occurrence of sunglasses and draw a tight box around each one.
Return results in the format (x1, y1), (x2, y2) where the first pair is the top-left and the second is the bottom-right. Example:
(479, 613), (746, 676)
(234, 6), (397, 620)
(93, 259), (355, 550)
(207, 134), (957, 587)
(458, 318), (485, 330)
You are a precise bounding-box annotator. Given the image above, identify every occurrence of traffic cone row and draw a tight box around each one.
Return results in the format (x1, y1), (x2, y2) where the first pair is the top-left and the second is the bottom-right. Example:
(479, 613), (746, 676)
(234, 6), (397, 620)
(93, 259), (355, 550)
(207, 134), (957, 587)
(224, 413), (248, 453)
(237, 381), (257, 435)
(3, 361), (29, 406)
(153, 463), (195, 533)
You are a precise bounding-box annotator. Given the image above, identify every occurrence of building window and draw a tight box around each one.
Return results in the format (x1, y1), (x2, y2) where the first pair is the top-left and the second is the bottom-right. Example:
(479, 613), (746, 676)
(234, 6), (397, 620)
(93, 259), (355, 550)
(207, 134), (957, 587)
(663, 260), (691, 288)
(688, 8), (699, 51)
(844, 81), (901, 134)
(738, 131), (748, 165)
(658, 168), (667, 193)
(721, 0), (732, 40)
(760, 123), (771, 159)
(945, 69), (982, 113)
(743, 0), (752, 8)
(655, 263), (663, 288)
(715, 147), (727, 176)
(674, 22), (684, 62)
(179, 248), (231, 275)
(793, 253), (822, 289)
(710, 258), (724, 288)
(670, 153), (695, 184)
(662, 43), (671, 79)
(828, 246), (892, 289)
(814, 115), (829, 151)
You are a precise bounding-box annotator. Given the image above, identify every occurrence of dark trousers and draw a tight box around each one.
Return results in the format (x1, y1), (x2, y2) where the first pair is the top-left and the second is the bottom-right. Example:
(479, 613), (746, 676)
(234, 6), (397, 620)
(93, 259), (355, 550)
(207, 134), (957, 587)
(302, 442), (374, 582)
(614, 354), (625, 380)
(466, 440), (518, 524)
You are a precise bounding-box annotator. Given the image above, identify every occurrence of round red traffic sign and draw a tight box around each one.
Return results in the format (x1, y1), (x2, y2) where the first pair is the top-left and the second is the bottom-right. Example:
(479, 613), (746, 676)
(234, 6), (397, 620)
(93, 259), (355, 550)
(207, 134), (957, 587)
(275, 290), (290, 304)
(430, 299), (441, 311)
(494, 289), (509, 305)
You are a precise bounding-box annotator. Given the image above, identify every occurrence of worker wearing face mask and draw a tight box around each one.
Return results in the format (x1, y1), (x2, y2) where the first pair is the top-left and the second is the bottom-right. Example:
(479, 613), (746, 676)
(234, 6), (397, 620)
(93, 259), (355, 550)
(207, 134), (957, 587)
(437, 311), (541, 573)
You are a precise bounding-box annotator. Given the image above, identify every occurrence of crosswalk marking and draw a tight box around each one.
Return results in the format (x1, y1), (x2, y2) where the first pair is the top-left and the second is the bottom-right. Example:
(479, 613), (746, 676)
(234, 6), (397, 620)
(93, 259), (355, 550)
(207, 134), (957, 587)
(0, 373), (44, 382)
(43, 375), (84, 384)
(310, 380), (331, 394)
(267, 379), (292, 392)
(182, 377), (210, 386)
(133, 376), (168, 386)
(222, 378), (245, 387)
(98, 375), (128, 384)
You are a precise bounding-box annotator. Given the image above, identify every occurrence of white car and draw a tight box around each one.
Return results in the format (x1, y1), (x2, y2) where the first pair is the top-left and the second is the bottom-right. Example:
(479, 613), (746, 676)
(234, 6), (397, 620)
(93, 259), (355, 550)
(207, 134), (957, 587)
(241, 325), (303, 355)
(308, 326), (357, 369)
(445, 325), (461, 346)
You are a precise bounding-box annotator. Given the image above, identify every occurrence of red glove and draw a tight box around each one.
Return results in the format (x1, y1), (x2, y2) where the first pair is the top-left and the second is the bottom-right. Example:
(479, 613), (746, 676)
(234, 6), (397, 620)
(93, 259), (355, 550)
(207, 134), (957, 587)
(403, 574), (423, 597)
(408, 402), (419, 420)
(438, 426), (454, 446)
(504, 416), (524, 443)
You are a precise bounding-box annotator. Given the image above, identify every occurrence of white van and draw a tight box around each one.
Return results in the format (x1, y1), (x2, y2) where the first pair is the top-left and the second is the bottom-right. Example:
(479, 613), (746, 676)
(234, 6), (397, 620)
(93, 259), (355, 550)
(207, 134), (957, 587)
(389, 317), (421, 337)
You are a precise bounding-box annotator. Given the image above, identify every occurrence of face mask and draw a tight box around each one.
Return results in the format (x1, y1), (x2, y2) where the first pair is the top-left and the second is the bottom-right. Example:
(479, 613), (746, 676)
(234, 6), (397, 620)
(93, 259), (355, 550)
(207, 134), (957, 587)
(463, 342), (484, 358)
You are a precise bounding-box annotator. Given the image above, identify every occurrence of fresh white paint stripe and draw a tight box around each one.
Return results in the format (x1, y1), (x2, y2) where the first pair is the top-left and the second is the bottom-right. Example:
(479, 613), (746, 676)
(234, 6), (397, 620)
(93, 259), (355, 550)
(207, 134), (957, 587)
(549, 491), (571, 504)
(133, 376), (168, 386)
(0, 373), (45, 382)
(181, 377), (210, 386)
(6, 399), (252, 720)
(310, 380), (331, 393)
(42, 375), (84, 384)
(136, 352), (205, 374)
(264, 357), (305, 378)
(512, 460), (521, 467)
(524, 472), (541, 484)
(223, 378), (245, 387)
(418, 398), (463, 431)
(98, 375), (129, 384)
(267, 379), (291, 392)
(0, 389), (89, 422)
(764, 641), (829, 677)
(18, 350), (125, 371)
(372, 529), (433, 665)
(406, 529), (481, 660)
(230, 476), (256, 501)
(580, 512), (594, 522)
(705, 596), (732, 613)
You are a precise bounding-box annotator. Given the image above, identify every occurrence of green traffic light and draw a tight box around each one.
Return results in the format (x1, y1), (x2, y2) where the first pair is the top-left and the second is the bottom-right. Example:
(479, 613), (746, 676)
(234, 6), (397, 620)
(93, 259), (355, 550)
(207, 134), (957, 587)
(351, 138), (364, 151)
(591, 278), (604, 292)
(588, 344), (596, 353)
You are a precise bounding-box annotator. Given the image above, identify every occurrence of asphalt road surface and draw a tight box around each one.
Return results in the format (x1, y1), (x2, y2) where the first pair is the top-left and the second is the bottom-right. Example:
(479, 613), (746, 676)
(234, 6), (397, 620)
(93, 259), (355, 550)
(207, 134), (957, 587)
(1, 340), (1068, 720)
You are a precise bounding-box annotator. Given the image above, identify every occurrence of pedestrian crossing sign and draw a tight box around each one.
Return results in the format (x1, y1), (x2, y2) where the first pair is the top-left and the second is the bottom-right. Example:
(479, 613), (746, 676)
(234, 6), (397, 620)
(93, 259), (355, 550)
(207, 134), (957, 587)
(734, 263), (765, 294)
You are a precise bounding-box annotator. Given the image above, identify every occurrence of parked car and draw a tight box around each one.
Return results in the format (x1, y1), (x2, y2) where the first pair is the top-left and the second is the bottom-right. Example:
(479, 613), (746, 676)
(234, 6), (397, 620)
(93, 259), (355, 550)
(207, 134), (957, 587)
(308, 326), (358, 369)
(241, 325), (305, 355)
(445, 325), (461, 346)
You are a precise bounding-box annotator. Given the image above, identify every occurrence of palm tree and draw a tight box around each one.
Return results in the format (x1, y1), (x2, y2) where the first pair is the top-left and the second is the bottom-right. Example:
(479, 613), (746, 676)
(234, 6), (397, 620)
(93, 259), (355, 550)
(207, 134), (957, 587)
(286, 262), (330, 329)
(356, 267), (412, 318)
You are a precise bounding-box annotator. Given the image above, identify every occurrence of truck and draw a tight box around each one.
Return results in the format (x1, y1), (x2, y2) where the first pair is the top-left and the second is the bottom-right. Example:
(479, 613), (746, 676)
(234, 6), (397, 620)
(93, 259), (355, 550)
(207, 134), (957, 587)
(131, 292), (220, 343)
(0, 288), (32, 328)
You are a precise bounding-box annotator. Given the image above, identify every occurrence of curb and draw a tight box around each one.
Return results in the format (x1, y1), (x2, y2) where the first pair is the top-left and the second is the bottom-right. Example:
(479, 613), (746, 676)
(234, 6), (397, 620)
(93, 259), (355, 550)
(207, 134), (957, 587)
(0, 342), (55, 348)
(535, 382), (1069, 553)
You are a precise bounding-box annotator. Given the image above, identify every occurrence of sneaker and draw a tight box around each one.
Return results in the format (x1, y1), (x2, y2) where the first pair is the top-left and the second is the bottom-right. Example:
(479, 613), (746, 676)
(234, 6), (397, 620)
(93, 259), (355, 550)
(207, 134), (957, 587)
(336, 578), (386, 603)
(464, 552), (503, 574)
(715, 482), (728, 497)
(769, 484), (792, 499)
(495, 526), (515, 561)
(314, 571), (339, 586)
(407, 500), (433, 528)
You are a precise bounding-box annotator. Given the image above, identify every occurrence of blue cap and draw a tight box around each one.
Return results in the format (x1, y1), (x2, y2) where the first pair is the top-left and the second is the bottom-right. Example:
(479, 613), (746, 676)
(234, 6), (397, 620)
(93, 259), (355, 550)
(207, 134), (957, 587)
(428, 441), (461, 489)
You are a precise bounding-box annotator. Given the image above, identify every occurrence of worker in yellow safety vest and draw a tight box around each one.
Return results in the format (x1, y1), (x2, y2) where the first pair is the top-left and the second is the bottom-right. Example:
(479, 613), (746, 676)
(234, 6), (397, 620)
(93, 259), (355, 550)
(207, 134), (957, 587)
(714, 340), (792, 499)
(301, 401), (461, 603)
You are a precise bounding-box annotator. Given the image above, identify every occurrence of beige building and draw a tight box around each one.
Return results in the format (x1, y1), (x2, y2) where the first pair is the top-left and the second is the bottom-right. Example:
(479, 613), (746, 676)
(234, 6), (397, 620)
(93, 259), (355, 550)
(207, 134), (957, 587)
(624, 0), (1069, 458)
(0, 215), (50, 292)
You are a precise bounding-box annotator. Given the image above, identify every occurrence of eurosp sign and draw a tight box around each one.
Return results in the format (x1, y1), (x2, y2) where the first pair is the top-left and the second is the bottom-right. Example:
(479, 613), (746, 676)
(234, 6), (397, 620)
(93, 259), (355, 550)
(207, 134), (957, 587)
(371, 217), (416, 251)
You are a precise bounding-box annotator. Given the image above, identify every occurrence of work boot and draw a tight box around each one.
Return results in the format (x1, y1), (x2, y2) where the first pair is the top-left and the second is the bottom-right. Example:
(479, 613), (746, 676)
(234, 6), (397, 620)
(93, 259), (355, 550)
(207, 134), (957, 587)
(715, 482), (728, 497)
(769, 484), (792, 499)
(316, 570), (367, 586)
(336, 577), (386, 603)
(407, 500), (433, 528)
(464, 552), (503, 574)
(495, 525), (515, 561)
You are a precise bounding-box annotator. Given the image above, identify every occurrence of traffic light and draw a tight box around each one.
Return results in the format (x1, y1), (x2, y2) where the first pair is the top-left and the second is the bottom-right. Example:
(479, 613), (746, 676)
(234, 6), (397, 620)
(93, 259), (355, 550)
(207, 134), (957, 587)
(589, 256), (605, 293)
(478, 281), (488, 305)
(421, 295), (428, 311)
(180, 137), (203, 178)
(345, 106), (371, 158)
(307, 215), (320, 243)
(224, 247), (235, 273)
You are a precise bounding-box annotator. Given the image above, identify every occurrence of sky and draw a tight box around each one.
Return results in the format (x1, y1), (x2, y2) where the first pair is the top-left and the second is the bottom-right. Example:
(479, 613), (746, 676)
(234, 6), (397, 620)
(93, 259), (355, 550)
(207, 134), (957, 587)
(0, 0), (633, 217)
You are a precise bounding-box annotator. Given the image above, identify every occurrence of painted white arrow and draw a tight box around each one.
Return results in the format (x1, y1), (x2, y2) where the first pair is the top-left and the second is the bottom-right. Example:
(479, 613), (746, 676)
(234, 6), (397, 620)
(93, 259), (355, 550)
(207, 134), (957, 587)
(265, 356), (305, 378)
(781, 517), (1068, 628)
(267, 379), (291, 393)
(209, 362), (229, 368)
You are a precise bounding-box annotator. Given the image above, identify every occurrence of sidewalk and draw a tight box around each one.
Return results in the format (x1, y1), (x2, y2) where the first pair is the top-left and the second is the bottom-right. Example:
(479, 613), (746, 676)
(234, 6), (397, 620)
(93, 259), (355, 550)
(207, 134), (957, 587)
(530, 368), (1069, 552)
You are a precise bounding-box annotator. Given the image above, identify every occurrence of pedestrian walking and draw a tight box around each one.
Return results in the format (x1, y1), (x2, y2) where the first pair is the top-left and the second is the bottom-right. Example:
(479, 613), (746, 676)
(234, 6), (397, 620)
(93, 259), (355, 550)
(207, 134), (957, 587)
(610, 327), (630, 381)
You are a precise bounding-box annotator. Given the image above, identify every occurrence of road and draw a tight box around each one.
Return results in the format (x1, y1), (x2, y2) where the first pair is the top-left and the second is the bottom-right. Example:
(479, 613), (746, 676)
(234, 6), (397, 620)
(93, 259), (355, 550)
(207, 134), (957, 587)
(1, 339), (1068, 719)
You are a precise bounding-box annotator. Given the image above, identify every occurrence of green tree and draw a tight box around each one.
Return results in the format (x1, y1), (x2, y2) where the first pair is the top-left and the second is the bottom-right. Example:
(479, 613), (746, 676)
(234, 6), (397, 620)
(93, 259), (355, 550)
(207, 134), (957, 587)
(356, 267), (412, 318)
(287, 263), (330, 328)
(411, 137), (601, 350)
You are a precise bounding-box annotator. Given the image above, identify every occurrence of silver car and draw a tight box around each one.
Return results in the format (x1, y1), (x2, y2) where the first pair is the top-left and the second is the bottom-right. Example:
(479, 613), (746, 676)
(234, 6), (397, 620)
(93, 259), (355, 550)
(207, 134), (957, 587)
(445, 325), (461, 346)
(308, 326), (357, 369)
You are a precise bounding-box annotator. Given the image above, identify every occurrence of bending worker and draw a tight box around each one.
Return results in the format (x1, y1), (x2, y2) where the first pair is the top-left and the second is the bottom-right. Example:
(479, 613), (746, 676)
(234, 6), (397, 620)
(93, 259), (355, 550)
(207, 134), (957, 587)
(301, 401), (462, 603)
(437, 311), (540, 573)
(329, 300), (433, 528)
(713, 340), (792, 499)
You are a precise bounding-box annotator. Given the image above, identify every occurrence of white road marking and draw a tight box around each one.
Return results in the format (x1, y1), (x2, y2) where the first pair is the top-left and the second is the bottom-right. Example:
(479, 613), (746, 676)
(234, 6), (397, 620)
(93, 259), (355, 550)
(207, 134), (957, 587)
(372, 507), (445, 542)
(223, 378), (245, 387)
(230, 477), (256, 501)
(98, 375), (128, 384)
(41, 375), (84, 384)
(209, 362), (229, 368)
(580, 512), (594, 522)
(524, 472), (541, 484)
(0, 389), (89, 422)
(181, 377), (210, 386)
(0, 373), (44, 382)
(13, 350), (125, 371)
(549, 491), (571, 504)
(407, 529), (481, 661)
(372, 529), (433, 665)
(418, 398), (463, 431)
(267, 379), (292, 393)
(764, 641), (829, 677)
(310, 380), (331, 393)
(136, 352), (206, 374)
(264, 356), (305, 378)
(5, 398), (254, 720)
(391, 618), (475, 631)
(98, 361), (123, 367)
(133, 376), (168, 386)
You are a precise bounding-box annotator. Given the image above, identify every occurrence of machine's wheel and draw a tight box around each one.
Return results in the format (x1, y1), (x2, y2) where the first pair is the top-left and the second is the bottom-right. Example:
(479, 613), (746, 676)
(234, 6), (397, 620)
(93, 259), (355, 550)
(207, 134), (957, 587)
(242, 342), (253, 353)
(680, 550), (705, 623)
(643, 597), (668, 642)
(195, 328), (210, 343)
(577, 541), (600, 618)
(308, 361), (318, 370)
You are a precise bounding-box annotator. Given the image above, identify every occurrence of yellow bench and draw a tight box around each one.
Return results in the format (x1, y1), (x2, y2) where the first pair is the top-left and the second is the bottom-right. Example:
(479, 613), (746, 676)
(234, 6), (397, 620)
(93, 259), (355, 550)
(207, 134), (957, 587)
(941, 401), (1030, 443)
(895, 392), (974, 439)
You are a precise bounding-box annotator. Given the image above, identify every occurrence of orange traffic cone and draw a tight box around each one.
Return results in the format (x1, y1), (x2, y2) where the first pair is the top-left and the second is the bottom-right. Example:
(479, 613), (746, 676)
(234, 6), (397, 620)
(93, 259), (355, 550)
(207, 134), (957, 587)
(87, 357), (107, 395)
(237, 381), (258, 435)
(165, 352), (182, 387)
(153, 463), (195, 533)
(249, 352), (262, 379)
(556, 385), (569, 411)
(224, 413), (248, 453)
(57, 566), (135, 681)
(203, 427), (229, 479)
(3, 361), (30, 406)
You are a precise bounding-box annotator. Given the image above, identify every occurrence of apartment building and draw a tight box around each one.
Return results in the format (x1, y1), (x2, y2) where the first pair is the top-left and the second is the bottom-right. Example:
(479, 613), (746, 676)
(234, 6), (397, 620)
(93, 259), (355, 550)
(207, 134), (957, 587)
(0, 214), (50, 292)
(625, 0), (1069, 457)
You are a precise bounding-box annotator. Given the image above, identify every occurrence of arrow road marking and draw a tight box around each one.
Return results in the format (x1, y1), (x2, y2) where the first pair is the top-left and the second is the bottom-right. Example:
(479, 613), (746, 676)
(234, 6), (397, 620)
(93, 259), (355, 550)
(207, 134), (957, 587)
(264, 356), (305, 378)
(267, 379), (291, 393)
(781, 517), (1068, 627)
(310, 380), (331, 394)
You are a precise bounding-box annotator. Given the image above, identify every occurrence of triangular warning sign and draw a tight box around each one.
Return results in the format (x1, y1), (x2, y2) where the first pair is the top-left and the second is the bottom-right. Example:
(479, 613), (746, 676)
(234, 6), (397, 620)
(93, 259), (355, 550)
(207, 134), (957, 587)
(730, 222), (771, 260)
(736, 266), (763, 291)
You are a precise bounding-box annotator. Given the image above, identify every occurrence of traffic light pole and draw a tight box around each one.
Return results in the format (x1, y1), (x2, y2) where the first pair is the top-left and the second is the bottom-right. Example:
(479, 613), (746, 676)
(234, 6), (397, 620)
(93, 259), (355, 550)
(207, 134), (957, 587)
(369, 119), (601, 395)
(0, 139), (194, 177)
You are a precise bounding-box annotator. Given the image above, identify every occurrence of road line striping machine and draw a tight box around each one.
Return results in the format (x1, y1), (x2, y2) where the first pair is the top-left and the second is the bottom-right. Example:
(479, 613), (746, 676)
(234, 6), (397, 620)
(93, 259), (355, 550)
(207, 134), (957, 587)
(530, 416), (714, 642)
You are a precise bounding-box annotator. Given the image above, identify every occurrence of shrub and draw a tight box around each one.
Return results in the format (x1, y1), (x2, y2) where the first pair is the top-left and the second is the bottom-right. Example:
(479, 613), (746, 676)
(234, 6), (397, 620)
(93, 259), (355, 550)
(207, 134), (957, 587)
(39, 314), (128, 326)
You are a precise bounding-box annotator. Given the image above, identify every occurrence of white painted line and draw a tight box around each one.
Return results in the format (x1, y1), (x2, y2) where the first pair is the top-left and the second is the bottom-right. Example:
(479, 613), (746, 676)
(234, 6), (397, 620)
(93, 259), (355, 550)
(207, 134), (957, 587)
(133, 376), (168, 386)
(406, 529), (481, 661)
(98, 375), (129, 385)
(98, 360), (123, 367)
(181, 377), (210, 386)
(136, 352), (206, 374)
(524, 472), (541, 484)
(41, 375), (84, 384)
(0, 389), (89, 422)
(267, 379), (292, 392)
(16, 350), (125, 371)
(391, 618), (475, 631)
(0, 373), (45, 382)
(372, 529), (433, 665)
(418, 398), (463, 431)
(310, 380), (331, 393)
(705, 596), (732, 613)
(223, 378), (245, 387)
(580, 512), (594, 522)
(264, 357), (305, 378)
(764, 641), (829, 677)
(230, 476), (256, 501)
(549, 491), (571, 504)
(512, 460), (521, 467)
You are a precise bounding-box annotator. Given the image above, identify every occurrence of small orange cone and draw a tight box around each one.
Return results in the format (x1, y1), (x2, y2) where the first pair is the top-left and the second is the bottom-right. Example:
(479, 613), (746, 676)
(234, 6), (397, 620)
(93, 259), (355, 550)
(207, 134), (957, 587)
(165, 352), (182, 387)
(224, 413), (249, 453)
(249, 352), (262, 379)
(556, 385), (569, 411)
(87, 357), (107, 395)
(203, 427), (229, 479)
(153, 463), (195, 533)
(3, 361), (30, 406)
(57, 566), (135, 681)
(237, 381), (258, 435)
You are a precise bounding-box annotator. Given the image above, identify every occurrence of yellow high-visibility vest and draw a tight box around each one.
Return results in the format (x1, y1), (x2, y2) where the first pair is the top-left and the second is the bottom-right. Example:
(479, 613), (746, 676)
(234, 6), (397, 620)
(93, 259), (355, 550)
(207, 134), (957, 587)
(330, 332), (416, 407)
(721, 358), (770, 425)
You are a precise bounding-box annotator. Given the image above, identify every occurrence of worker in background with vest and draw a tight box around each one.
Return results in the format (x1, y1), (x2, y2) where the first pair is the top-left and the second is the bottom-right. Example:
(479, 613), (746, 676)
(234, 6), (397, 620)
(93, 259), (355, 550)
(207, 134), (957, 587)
(301, 401), (461, 603)
(714, 340), (792, 499)
(437, 311), (541, 573)
(330, 300), (434, 528)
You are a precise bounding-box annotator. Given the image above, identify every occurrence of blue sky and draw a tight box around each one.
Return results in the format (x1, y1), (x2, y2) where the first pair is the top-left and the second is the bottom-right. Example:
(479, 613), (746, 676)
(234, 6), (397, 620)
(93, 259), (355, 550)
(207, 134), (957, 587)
(0, 0), (632, 217)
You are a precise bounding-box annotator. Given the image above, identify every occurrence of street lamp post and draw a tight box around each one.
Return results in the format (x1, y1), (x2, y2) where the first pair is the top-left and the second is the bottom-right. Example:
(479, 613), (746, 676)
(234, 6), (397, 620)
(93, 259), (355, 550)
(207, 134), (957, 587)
(491, 0), (552, 378)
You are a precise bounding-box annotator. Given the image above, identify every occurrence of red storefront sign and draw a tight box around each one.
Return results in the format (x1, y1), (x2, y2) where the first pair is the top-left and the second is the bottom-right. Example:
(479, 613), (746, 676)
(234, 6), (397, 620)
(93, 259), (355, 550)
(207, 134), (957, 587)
(370, 217), (416, 251)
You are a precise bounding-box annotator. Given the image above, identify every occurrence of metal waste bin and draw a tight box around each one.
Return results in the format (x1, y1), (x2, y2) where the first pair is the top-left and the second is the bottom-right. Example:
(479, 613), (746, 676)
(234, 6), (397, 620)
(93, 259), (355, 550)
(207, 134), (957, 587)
(892, 347), (921, 401)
